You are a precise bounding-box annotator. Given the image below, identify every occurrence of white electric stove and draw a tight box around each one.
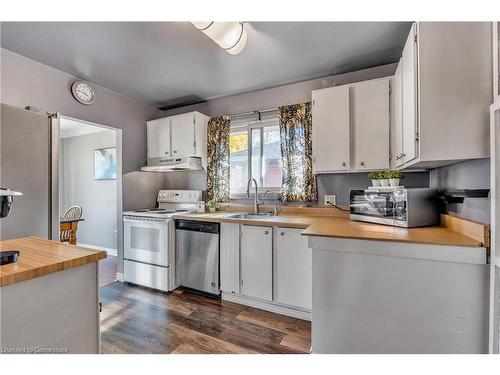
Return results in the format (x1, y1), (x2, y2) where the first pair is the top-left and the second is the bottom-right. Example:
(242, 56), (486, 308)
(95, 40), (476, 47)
(123, 190), (202, 291)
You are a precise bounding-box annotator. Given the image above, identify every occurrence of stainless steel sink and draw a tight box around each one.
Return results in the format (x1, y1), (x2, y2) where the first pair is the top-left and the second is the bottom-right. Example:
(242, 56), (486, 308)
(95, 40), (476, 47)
(223, 213), (286, 221)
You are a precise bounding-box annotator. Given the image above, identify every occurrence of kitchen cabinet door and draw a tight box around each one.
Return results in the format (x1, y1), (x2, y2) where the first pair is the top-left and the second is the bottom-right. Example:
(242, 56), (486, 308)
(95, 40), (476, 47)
(240, 225), (273, 301)
(400, 23), (418, 165)
(147, 118), (171, 159)
(170, 113), (196, 157)
(220, 223), (240, 295)
(275, 228), (312, 310)
(352, 79), (390, 171)
(393, 60), (404, 167)
(312, 85), (350, 173)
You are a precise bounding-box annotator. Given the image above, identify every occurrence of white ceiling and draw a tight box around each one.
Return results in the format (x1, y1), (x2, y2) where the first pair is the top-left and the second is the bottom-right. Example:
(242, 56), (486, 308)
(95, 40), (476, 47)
(0, 22), (411, 108)
(60, 117), (113, 139)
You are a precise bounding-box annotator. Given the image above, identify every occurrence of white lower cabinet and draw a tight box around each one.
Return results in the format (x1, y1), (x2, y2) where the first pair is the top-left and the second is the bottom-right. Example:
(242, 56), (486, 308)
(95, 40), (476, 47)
(221, 223), (312, 319)
(275, 228), (312, 310)
(240, 225), (273, 301)
(220, 223), (240, 295)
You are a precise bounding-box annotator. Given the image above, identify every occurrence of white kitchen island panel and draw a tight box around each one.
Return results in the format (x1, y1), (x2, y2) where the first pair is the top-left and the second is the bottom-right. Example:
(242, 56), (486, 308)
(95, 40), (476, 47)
(309, 236), (489, 354)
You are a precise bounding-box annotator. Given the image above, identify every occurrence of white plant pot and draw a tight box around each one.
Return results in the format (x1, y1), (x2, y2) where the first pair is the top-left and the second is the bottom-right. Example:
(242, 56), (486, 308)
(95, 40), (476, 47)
(372, 179), (381, 187)
(208, 207), (216, 213)
(389, 178), (400, 187)
(380, 179), (390, 186)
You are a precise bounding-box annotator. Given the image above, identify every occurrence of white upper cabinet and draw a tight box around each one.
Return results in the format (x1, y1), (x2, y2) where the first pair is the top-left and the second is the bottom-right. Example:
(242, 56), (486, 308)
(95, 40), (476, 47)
(494, 22), (499, 101)
(146, 111), (209, 162)
(170, 113), (196, 157)
(392, 22), (492, 169)
(147, 117), (171, 159)
(352, 79), (390, 171)
(312, 78), (391, 173)
(393, 61), (404, 167)
(275, 227), (312, 310)
(240, 225), (273, 301)
(312, 85), (350, 173)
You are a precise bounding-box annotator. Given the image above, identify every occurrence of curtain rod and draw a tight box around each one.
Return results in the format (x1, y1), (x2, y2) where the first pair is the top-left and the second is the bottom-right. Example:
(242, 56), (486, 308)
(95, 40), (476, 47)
(229, 107), (278, 118)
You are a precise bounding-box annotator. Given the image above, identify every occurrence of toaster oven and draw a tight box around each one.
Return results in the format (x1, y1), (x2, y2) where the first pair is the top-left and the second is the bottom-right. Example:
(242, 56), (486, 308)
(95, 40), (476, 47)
(349, 188), (440, 228)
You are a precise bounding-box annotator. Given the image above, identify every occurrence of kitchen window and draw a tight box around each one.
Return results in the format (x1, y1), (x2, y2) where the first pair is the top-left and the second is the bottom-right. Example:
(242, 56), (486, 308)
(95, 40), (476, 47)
(229, 110), (282, 197)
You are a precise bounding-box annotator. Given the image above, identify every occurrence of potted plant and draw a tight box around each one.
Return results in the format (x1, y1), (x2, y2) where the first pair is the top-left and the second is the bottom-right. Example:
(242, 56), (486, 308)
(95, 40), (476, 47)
(387, 170), (403, 187)
(368, 171), (381, 187)
(379, 171), (390, 187)
(206, 199), (219, 213)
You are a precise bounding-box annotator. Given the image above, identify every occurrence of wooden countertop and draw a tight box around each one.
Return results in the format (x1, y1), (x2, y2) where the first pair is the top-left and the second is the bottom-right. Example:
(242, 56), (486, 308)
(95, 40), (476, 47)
(0, 237), (107, 287)
(174, 210), (487, 248)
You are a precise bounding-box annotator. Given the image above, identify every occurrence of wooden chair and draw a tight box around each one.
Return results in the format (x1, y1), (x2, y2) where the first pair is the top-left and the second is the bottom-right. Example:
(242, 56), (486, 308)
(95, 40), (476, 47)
(60, 206), (83, 243)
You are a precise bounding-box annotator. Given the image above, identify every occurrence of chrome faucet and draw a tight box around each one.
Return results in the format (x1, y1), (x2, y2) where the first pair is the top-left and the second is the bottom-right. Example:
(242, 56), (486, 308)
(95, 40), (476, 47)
(246, 178), (262, 214)
(262, 190), (281, 216)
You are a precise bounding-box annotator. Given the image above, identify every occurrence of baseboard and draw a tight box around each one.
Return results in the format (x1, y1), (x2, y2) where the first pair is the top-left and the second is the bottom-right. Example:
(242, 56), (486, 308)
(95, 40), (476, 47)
(116, 273), (124, 282)
(77, 242), (117, 257)
(222, 292), (311, 321)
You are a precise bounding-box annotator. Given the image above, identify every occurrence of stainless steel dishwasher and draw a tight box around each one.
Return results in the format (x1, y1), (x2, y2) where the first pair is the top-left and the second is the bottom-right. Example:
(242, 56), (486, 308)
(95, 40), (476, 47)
(175, 220), (220, 296)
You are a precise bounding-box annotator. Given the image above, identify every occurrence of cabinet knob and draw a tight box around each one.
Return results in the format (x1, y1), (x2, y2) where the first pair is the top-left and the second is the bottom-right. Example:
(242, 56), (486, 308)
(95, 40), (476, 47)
(165, 151), (169, 155)
(280, 232), (285, 236)
(342, 162), (347, 167)
(360, 161), (365, 166)
(264, 230), (269, 235)
(173, 150), (178, 154)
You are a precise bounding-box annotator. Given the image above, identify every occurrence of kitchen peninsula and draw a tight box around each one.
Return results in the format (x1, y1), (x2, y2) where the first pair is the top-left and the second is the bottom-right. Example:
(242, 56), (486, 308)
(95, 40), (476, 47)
(175, 205), (490, 353)
(0, 237), (107, 354)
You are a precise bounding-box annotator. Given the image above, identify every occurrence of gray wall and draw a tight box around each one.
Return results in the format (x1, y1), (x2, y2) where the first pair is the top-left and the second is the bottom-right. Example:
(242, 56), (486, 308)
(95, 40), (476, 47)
(61, 130), (117, 250)
(430, 158), (491, 224)
(317, 172), (429, 205)
(0, 47), (169, 274)
(0, 48), (168, 211)
(159, 62), (431, 204)
(162, 63), (397, 118)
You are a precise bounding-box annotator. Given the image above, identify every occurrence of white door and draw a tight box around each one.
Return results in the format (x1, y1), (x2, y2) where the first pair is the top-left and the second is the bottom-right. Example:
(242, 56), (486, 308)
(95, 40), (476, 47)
(240, 225), (273, 301)
(401, 23), (418, 164)
(312, 85), (350, 173)
(393, 61), (404, 167)
(352, 79), (390, 171)
(123, 216), (169, 266)
(220, 223), (240, 295)
(147, 118), (171, 159)
(490, 101), (500, 353)
(275, 227), (312, 310)
(171, 113), (196, 157)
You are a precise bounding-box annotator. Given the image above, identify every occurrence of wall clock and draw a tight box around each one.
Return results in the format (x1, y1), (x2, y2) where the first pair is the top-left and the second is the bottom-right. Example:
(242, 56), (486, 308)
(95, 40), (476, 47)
(71, 80), (96, 105)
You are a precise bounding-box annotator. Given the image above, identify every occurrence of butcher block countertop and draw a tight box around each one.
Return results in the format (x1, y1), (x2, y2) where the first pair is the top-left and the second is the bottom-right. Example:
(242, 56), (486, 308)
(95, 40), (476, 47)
(174, 205), (489, 248)
(0, 237), (107, 287)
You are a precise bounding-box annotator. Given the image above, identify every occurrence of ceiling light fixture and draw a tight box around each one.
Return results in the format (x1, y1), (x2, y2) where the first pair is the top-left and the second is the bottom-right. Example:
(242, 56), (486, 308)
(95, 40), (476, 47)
(191, 22), (247, 55)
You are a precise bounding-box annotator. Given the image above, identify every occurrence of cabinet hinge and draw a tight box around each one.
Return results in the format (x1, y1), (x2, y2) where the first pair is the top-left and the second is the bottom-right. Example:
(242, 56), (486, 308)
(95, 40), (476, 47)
(414, 33), (418, 44)
(193, 141), (196, 148)
(312, 99), (315, 106)
(415, 132), (419, 142)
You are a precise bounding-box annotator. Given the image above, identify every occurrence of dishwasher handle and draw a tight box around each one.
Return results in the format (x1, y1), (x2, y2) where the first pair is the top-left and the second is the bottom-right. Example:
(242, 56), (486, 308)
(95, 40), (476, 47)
(175, 220), (220, 234)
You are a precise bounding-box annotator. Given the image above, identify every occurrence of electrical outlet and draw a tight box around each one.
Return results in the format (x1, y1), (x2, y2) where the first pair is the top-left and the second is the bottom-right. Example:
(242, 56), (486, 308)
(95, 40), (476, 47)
(324, 195), (336, 205)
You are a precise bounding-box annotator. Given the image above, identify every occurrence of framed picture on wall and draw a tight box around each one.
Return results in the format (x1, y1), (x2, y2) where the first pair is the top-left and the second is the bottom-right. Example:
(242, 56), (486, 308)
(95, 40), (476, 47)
(94, 147), (117, 180)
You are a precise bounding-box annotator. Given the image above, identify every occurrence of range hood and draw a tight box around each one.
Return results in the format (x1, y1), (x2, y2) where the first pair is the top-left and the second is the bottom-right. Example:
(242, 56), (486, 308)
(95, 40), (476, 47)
(141, 156), (203, 172)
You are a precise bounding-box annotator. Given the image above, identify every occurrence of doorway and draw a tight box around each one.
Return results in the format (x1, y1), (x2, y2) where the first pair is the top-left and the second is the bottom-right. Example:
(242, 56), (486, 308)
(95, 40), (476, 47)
(59, 116), (122, 287)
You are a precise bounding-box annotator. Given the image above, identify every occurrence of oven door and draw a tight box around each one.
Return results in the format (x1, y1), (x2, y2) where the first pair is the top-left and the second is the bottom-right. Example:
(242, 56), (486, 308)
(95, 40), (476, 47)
(123, 216), (169, 267)
(349, 190), (397, 220)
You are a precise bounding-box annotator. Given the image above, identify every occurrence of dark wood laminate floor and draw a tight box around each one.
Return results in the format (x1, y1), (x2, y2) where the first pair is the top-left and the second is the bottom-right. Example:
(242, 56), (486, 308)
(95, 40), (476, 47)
(100, 282), (311, 354)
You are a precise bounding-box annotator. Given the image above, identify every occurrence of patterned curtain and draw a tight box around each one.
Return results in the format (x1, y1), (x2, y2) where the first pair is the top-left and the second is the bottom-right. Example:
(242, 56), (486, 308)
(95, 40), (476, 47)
(278, 103), (317, 202)
(206, 116), (231, 202)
